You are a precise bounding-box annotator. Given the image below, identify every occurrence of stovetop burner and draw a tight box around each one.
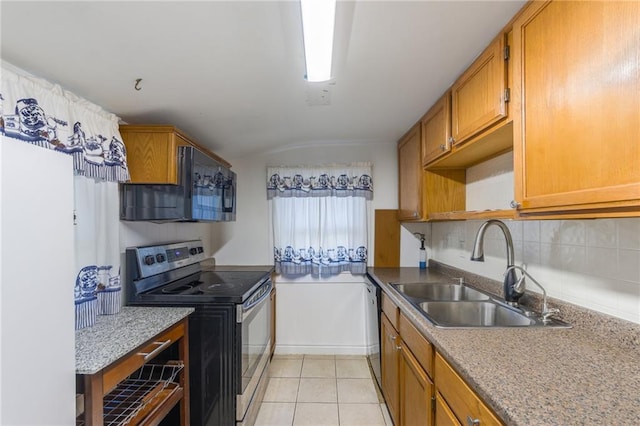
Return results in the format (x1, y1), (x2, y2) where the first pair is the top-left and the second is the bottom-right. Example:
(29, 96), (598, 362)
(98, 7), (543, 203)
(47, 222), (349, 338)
(161, 283), (196, 294)
(145, 270), (271, 302)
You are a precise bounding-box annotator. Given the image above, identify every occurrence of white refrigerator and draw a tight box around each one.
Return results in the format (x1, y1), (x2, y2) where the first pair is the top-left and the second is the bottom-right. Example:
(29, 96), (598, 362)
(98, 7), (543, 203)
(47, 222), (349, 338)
(0, 137), (75, 424)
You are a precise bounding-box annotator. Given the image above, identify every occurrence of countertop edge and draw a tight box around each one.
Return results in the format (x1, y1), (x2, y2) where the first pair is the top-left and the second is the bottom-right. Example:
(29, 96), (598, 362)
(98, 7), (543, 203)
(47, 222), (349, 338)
(75, 306), (194, 375)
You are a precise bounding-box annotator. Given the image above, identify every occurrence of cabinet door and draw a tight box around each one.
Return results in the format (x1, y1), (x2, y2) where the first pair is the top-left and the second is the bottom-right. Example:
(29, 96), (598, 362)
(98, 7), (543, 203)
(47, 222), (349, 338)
(400, 345), (434, 426)
(435, 353), (503, 426)
(381, 313), (401, 425)
(451, 34), (507, 145)
(512, 1), (640, 212)
(421, 91), (452, 166)
(435, 393), (462, 426)
(119, 127), (185, 184)
(398, 124), (424, 220)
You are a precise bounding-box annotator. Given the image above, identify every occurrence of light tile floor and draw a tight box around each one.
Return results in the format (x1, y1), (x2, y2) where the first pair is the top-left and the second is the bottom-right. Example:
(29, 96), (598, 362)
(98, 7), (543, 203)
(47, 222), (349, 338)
(256, 355), (392, 426)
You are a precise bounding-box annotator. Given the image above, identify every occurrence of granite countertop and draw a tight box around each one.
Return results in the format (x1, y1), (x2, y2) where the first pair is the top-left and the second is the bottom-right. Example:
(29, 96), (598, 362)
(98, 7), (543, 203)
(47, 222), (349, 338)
(76, 306), (194, 375)
(368, 265), (640, 425)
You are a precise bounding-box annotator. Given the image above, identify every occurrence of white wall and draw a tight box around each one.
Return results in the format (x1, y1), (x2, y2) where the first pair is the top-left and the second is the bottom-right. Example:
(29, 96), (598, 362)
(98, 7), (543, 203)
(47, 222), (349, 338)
(119, 221), (218, 258)
(276, 276), (367, 355)
(213, 141), (398, 265)
(213, 141), (397, 354)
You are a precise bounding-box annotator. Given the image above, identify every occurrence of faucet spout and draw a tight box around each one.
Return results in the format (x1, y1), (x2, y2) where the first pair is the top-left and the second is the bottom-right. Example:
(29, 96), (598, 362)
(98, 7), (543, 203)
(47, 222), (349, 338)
(470, 220), (522, 304)
(504, 265), (559, 322)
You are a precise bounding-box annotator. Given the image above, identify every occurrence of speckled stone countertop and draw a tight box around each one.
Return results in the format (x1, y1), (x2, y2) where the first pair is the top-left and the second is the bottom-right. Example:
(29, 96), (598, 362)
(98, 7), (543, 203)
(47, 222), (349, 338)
(368, 265), (640, 425)
(76, 306), (194, 375)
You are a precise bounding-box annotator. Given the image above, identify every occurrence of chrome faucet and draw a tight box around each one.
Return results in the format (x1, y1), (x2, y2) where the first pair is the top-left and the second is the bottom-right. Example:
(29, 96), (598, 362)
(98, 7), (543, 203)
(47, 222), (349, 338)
(470, 220), (523, 305)
(504, 265), (559, 322)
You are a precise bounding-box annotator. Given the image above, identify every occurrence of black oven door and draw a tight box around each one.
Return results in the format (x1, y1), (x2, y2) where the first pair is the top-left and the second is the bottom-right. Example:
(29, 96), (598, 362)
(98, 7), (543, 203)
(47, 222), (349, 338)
(236, 278), (272, 421)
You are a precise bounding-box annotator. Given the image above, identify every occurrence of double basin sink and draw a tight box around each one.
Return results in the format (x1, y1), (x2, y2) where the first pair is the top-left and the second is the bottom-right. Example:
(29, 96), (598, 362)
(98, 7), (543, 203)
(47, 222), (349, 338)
(391, 282), (570, 328)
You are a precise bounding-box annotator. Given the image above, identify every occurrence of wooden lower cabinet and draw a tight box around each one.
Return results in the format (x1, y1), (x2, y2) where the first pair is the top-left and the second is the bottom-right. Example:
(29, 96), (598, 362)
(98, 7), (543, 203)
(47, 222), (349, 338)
(435, 393), (462, 426)
(400, 343), (434, 426)
(381, 313), (401, 425)
(381, 297), (435, 426)
(435, 352), (503, 426)
(380, 295), (504, 425)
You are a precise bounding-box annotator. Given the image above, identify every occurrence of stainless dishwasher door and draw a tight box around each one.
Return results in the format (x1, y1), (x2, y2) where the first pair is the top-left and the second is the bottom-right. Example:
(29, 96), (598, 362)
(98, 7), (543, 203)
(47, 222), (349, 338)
(364, 277), (381, 388)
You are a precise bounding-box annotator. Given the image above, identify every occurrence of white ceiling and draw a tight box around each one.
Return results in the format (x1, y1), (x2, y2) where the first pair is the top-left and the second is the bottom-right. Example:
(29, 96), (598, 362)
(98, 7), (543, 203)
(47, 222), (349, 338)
(1, 1), (525, 160)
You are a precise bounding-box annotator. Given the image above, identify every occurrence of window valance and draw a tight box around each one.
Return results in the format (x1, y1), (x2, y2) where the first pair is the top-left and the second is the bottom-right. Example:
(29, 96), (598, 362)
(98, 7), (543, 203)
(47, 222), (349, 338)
(267, 163), (372, 200)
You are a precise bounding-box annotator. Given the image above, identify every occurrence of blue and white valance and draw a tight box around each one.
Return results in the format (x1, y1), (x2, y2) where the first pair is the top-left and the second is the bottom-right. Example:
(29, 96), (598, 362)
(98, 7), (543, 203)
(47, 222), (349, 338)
(1, 66), (129, 182)
(267, 163), (373, 200)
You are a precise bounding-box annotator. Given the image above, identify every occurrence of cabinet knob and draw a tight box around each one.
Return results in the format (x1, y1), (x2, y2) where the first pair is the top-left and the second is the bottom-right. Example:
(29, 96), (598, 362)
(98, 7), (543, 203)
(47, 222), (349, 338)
(467, 416), (480, 426)
(448, 136), (455, 144)
(510, 200), (521, 209)
(439, 144), (446, 151)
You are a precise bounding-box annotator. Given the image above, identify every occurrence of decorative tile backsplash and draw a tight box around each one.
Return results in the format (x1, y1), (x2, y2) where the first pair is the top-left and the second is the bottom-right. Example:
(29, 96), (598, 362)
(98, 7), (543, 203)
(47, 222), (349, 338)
(420, 218), (640, 324)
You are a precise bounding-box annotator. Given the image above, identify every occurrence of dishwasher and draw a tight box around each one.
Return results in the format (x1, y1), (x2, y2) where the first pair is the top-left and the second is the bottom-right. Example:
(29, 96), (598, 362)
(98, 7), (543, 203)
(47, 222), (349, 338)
(364, 276), (382, 388)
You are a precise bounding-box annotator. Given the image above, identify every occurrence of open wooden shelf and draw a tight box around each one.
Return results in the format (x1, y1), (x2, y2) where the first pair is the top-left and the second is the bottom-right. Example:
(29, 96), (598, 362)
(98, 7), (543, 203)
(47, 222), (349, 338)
(77, 362), (184, 426)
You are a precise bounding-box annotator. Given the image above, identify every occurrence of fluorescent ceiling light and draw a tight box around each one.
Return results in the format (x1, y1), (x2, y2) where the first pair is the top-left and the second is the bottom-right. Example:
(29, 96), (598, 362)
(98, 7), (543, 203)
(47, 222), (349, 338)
(300, 0), (337, 82)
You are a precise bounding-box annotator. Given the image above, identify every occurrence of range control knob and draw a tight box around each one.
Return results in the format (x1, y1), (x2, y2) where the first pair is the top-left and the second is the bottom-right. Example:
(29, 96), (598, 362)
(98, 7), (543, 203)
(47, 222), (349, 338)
(197, 246), (204, 254)
(144, 255), (156, 266)
(189, 248), (198, 255)
(156, 254), (166, 263)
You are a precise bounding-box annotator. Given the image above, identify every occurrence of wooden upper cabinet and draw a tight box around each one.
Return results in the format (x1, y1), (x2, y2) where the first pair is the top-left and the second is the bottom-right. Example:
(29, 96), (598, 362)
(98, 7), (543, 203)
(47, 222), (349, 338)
(421, 91), (452, 167)
(398, 123), (465, 221)
(451, 33), (508, 147)
(119, 125), (231, 184)
(398, 124), (424, 220)
(512, 1), (640, 213)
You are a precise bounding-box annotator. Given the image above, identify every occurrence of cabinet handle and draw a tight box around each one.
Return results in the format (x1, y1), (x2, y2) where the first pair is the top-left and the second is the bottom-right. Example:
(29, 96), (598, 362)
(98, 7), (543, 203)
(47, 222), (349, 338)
(510, 200), (521, 209)
(137, 339), (172, 361)
(467, 416), (480, 426)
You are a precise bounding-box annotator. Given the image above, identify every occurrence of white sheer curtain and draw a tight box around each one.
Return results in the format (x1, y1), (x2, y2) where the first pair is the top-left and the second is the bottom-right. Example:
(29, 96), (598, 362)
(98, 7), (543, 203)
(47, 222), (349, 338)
(1, 64), (129, 329)
(267, 164), (372, 277)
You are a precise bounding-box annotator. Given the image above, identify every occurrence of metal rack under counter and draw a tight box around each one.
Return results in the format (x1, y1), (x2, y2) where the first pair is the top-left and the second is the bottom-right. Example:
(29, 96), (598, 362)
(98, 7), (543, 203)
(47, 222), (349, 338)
(75, 307), (194, 426)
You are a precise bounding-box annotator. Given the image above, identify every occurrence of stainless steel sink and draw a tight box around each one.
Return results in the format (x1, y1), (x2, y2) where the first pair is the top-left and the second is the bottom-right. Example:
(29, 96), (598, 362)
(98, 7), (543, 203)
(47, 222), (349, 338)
(390, 281), (571, 328)
(391, 283), (490, 301)
(419, 301), (535, 327)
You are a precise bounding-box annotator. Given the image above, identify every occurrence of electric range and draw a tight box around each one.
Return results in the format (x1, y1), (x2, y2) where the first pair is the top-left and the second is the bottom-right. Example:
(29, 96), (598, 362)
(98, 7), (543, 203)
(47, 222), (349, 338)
(125, 240), (273, 426)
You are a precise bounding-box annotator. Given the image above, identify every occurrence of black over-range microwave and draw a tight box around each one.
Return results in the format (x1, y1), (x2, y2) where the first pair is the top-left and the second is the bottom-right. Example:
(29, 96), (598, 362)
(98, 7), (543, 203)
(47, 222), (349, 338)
(120, 146), (236, 222)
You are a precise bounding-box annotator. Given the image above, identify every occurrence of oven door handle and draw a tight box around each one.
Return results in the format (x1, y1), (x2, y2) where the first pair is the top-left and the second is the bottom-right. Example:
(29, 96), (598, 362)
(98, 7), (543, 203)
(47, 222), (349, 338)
(238, 279), (272, 323)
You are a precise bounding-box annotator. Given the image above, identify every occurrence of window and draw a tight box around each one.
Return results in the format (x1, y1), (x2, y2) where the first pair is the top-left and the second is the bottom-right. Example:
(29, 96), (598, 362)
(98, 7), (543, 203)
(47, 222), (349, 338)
(267, 164), (372, 277)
